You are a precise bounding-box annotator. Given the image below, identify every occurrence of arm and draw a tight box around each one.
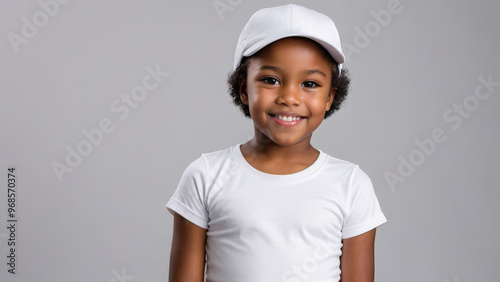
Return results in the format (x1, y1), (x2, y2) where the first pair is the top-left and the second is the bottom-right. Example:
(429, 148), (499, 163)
(339, 228), (376, 282)
(169, 211), (207, 282)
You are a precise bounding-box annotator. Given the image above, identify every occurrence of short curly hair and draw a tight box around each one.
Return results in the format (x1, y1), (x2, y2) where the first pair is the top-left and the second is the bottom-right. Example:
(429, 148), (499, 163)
(227, 51), (351, 119)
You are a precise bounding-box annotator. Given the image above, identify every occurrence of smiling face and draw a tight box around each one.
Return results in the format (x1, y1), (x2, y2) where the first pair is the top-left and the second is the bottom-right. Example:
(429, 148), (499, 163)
(240, 37), (336, 148)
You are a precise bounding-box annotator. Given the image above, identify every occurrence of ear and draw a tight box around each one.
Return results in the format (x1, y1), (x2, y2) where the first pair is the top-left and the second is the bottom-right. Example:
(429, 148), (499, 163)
(239, 82), (249, 105)
(325, 87), (336, 111)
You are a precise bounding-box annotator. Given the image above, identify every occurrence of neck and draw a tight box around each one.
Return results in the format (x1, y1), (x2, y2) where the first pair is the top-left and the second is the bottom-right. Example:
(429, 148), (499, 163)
(243, 128), (318, 162)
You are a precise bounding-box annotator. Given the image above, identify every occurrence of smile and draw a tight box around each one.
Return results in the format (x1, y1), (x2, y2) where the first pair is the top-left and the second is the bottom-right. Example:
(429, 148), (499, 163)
(270, 114), (305, 127)
(275, 115), (303, 121)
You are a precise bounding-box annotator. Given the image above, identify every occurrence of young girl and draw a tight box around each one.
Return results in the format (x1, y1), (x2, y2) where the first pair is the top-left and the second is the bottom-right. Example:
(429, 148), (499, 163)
(166, 4), (386, 282)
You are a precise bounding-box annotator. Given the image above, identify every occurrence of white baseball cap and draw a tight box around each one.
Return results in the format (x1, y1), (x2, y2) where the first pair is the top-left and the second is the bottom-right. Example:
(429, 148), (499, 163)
(233, 4), (345, 76)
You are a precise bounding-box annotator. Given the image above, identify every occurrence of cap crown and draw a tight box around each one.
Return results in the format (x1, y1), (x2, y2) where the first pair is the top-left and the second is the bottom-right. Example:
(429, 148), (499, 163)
(233, 4), (345, 73)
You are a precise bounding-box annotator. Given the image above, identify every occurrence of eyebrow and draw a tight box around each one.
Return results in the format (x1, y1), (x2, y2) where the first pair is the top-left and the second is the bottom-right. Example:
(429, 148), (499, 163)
(257, 65), (327, 78)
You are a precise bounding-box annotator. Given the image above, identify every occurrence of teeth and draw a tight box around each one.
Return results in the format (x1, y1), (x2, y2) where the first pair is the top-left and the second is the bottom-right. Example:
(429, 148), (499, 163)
(277, 115), (301, 121)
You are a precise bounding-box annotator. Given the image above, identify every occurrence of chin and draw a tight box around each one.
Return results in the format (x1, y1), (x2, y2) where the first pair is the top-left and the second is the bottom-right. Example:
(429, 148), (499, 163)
(267, 134), (311, 147)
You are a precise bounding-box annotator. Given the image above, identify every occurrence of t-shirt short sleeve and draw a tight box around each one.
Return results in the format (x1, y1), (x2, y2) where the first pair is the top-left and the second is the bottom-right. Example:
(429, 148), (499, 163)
(342, 165), (387, 239)
(166, 155), (209, 229)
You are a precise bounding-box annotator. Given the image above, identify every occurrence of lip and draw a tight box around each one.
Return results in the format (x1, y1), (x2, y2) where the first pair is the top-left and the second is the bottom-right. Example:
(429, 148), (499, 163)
(269, 112), (306, 127)
(271, 111), (304, 118)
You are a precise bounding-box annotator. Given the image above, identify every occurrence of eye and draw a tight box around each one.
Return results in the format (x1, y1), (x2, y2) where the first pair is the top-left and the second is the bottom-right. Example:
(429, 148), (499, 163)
(260, 77), (280, 85)
(302, 81), (320, 88)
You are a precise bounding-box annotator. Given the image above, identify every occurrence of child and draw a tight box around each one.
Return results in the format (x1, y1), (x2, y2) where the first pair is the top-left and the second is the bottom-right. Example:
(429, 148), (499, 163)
(166, 4), (386, 282)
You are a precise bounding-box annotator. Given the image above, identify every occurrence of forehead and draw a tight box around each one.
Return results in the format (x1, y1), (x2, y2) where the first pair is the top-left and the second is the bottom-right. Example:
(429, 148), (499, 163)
(249, 37), (334, 71)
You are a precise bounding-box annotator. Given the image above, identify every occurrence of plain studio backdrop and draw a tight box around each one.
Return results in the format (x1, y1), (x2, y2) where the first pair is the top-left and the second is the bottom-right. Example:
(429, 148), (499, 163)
(1, 0), (499, 281)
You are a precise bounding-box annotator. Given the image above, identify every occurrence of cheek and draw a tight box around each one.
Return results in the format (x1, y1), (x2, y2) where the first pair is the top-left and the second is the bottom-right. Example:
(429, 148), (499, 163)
(245, 83), (259, 105)
(248, 89), (274, 109)
(307, 97), (329, 114)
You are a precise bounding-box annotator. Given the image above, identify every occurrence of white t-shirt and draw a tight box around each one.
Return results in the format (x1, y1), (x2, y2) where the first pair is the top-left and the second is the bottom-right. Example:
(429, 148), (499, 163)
(166, 144), (387, 282)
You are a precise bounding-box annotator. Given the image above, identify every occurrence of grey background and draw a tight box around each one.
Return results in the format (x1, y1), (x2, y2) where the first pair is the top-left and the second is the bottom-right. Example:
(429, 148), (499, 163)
(1, 0), (499, 281)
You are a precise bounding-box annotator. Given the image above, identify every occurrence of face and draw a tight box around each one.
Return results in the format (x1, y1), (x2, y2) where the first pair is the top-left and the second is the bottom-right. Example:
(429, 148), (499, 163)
(240, 37), (336, 147)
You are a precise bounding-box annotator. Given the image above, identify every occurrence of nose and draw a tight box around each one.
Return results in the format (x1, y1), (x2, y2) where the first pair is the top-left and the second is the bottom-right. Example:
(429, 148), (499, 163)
(276, 83), (302, 106)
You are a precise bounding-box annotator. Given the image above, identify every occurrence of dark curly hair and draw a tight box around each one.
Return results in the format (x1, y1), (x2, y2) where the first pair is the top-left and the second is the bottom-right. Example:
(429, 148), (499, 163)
(227, 51), (351, 119)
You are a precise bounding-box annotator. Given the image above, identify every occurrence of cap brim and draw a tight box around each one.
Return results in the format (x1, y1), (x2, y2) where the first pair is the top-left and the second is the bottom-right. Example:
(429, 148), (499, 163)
(242, 33), (345, 65)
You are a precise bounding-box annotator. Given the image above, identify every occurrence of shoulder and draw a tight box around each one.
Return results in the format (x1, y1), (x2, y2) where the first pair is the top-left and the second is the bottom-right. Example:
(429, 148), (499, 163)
(183, 145), (237, 177)
(322, 152), (358, 170)
(321, 152), (360, 176)
(320, 151), (373, 189)
(201, 145), (234, 163)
